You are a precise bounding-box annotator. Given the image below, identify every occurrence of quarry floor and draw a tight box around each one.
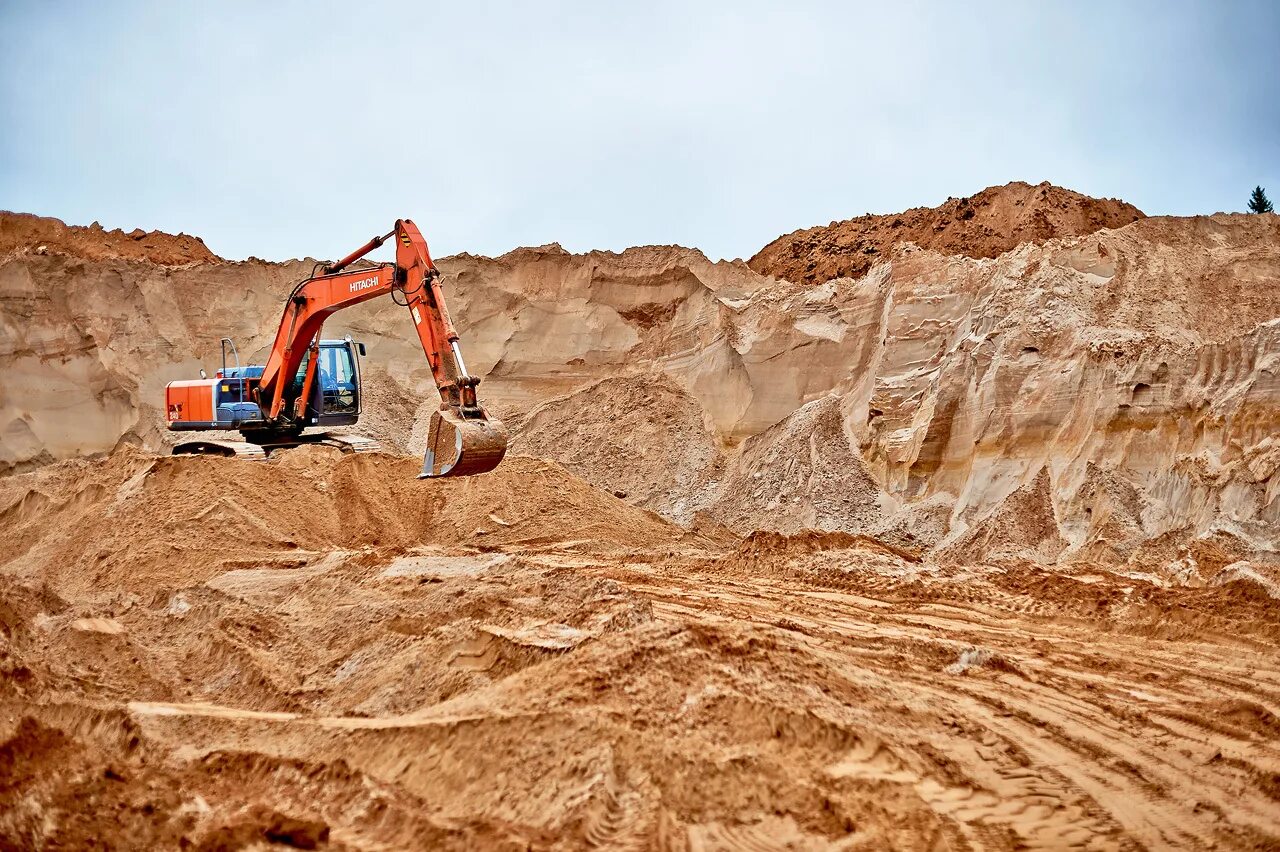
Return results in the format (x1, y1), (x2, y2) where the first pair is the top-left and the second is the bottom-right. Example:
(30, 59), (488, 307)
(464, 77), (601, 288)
(1, 451), (1279, 850)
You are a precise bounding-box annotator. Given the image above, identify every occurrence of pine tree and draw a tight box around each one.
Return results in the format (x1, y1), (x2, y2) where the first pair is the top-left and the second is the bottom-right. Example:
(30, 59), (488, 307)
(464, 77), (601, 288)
(1248, 185), (1274, 214)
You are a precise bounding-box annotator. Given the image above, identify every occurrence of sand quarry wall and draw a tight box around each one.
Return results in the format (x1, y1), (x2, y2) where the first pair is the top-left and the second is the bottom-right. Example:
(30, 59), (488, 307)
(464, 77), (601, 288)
(2, 200), (1279, 575)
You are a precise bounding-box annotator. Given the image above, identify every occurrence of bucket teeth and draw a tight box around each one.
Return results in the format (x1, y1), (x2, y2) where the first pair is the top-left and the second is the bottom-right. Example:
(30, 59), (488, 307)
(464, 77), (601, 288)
(420, 408), (508, 478)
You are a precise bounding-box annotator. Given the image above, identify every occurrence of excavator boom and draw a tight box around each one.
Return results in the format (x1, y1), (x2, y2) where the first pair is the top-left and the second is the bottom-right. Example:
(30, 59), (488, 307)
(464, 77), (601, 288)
(164, 219), (507, 478)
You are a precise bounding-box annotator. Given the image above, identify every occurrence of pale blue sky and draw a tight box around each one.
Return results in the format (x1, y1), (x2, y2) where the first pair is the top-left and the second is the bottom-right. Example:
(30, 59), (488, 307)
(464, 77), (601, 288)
(1, 1), (1277, 262)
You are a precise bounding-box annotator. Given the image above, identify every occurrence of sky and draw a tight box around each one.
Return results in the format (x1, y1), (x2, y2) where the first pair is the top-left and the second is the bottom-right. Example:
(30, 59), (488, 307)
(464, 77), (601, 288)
(1, 1), (1277, 263)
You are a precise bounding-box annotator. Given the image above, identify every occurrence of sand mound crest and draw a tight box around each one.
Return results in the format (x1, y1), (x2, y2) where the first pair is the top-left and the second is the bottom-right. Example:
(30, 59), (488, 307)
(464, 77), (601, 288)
(0, 447), (682, 597)
(711, 396), (883, 534)
(509, 374), (721, 522)
(936, 468), (1067, 566)
(749, 180), (1144, 284)
(0, 211), (219, 266)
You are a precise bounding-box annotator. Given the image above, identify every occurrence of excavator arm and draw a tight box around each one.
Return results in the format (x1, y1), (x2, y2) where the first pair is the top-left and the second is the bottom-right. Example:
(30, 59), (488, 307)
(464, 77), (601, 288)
(253, 219), (506, 478)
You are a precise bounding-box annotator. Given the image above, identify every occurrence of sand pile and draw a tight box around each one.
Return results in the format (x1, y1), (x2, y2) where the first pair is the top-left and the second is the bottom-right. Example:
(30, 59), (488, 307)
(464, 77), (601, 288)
(509, 374), (722, 521)
(710, 395), (884, 534)
(748, 180), (1145, 284)
(0, 211), (219, 266)
(935, 468), (1068, 566)
(0, 446), (681, 598)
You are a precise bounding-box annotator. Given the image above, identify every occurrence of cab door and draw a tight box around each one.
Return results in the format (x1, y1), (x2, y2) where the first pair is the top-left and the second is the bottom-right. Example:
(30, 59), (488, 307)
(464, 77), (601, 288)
(316, 338), (362, 426)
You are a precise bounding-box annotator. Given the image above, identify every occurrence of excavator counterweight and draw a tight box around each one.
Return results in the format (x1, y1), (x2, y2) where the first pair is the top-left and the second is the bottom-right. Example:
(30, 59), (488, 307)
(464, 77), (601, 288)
(163, 220), (507, 477)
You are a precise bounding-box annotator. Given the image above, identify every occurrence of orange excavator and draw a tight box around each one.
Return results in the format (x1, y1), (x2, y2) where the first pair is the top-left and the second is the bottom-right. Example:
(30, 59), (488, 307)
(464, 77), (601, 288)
(163, 219), (507, 478)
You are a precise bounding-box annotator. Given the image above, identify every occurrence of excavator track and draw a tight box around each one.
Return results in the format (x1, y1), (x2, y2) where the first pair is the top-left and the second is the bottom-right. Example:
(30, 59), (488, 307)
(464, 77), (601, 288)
(315, 434), (381, 454)
(171, 439), (268, 460)
(172, 433), (382, 460)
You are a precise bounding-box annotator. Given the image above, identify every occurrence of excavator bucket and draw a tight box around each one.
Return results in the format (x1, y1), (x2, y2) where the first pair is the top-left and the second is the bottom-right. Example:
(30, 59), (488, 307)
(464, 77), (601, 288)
(420, 408), (508, 478)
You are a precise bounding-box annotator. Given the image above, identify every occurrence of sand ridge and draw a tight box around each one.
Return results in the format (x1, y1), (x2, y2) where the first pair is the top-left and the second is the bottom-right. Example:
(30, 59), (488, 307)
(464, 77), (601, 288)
(748, 180), (1145, 285)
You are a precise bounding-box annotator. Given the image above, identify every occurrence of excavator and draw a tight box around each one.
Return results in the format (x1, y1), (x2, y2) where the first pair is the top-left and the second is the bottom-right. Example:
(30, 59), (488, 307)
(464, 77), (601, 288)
(163, 219), (507, 478)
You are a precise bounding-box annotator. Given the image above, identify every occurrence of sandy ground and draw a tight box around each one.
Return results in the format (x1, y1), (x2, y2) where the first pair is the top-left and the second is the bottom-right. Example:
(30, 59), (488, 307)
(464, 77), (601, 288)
(2, 450), (1278, 850)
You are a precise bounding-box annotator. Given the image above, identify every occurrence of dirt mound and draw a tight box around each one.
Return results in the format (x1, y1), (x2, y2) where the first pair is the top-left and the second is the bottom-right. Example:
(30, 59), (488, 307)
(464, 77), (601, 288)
(936, 468), (1068, 565)
(342, 364), (428, 456)
(0, 211), (220, 266)
(710, 396), (883, 534)
(509, 374), (722, 522)
(0, 446), (682, 597)
(749, 181), (1145, 284)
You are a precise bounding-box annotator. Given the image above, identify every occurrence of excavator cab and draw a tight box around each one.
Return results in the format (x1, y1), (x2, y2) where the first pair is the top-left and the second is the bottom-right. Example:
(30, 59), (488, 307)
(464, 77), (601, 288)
(290, 338), (364, 426)
(318, 339), (362, 417)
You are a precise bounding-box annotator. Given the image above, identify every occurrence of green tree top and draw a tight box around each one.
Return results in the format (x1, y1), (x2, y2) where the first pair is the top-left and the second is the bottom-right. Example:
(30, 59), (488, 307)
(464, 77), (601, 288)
(1248, 185), (1274, 213)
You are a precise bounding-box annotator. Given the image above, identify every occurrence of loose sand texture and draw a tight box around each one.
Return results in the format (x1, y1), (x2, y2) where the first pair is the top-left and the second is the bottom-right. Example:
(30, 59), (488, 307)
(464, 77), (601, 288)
(2, 450), (1279, 849)
(1, 186), (1279, 849)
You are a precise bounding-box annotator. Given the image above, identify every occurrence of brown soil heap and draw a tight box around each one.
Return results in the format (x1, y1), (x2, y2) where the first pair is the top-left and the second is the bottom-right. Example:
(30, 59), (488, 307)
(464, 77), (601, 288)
(748, 180), (1145, 284)
(0, 211), (220, 266)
